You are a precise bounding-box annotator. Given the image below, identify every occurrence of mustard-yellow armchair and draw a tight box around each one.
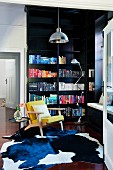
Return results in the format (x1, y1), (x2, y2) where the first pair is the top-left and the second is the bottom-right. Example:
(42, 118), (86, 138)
(24, 100), (65, 137)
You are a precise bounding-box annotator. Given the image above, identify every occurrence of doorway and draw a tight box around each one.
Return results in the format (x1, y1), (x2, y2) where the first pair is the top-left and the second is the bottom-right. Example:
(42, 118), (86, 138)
(103, 18), (113, 170)
(0, 52), (20, 109)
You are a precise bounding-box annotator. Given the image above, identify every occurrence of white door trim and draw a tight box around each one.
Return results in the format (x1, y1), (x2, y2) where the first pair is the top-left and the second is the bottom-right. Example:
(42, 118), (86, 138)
(0, 47), (26, 106)
(103, 19), (113, 170)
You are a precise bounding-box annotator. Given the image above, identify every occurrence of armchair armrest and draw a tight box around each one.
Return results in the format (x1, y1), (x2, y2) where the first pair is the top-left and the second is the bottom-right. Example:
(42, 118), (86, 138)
(27, 111), (44, 114)
(48, 108), (65, 110)
(26, 111), (45, 122)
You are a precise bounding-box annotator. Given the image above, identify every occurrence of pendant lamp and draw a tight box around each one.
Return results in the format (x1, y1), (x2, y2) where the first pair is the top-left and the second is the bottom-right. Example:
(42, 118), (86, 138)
(49, 8), (69, 43)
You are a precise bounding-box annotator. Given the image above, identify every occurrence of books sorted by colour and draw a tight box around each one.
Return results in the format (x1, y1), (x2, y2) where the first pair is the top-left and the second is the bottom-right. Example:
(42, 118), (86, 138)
(29, 82), (57, 92)
(59, 82), (84, 91)
(59, 95), (84, 104)
(29, 55), (57, 64)
(62, 107), (84, 117)
(29, 94), (57, 105)
(29, 69), (57, 78)
(59, 69), (84, 78)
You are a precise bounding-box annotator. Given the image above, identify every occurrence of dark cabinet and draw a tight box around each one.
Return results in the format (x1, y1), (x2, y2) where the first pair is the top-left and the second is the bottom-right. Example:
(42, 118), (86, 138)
(87, 106), (103, 131)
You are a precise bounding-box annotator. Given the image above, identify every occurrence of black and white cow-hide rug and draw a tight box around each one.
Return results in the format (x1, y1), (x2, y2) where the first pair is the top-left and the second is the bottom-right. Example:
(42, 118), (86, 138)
(1, 132), (103, 170)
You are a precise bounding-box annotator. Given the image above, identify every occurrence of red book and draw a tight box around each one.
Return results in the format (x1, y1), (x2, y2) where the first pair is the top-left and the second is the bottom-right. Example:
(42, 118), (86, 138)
(81, 95), (84, 103)
(62, 95), (66, 104)
(29, 69), (33, 78)
(33, 69), (38, 77)
(38, 70), (42, 77)
(69, 95), (72, 104)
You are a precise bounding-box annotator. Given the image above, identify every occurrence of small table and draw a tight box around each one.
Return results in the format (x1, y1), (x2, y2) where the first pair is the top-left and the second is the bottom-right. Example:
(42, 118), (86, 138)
(9, 117), (29, 129)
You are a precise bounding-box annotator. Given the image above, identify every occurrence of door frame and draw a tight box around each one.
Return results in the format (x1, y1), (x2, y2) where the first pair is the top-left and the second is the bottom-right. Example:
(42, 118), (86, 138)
(103, 19), (113, 170)
(0, 53), (20, 108)
(0, 47), (26, 107)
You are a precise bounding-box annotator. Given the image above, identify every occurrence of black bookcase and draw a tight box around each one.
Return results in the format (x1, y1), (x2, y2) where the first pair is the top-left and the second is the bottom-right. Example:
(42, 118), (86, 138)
(26, 6), (107, 121)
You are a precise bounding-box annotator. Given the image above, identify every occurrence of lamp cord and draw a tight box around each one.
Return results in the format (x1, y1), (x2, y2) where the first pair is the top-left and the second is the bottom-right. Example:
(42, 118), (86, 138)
(58, 7), (59, 28)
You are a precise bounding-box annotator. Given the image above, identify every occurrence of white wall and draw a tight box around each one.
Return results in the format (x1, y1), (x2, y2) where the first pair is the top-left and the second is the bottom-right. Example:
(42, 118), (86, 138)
(0, 4), (26, 104)
(0, 0), (113, 10)
(0, 60), (6, 98)
(0, 4), (26, 49)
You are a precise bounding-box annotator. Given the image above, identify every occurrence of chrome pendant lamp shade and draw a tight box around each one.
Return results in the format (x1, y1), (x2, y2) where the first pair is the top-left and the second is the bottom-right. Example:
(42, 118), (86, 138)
(49, 8), (69, 43)
(49, 28), (69, 43)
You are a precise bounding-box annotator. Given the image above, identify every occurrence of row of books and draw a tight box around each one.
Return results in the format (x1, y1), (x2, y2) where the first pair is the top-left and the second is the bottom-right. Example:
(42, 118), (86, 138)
(29, 82), (57, 92)
(46, 107), (84, 117)
(62, 107), (83, 117)
(29, 82), (85, 92)
(29, 94), (57, 104)
(59, 69), (85, 78)
(29, 69), (57, 78)
(29, 68), (85, 78)
(29, 55), (68, 65)
(59, 82), (84, 91)
(29, 93), (84, 104)
(29, 55), (57, 64)
(59, 95), (84, 104)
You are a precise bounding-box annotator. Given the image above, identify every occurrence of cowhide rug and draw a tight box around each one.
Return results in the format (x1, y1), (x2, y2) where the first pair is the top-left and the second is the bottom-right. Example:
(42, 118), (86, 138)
(1, 128), (103, 170)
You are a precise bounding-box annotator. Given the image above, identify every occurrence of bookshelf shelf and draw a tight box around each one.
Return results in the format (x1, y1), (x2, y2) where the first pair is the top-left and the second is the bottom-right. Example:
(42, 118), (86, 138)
(29, 78), (57, 82)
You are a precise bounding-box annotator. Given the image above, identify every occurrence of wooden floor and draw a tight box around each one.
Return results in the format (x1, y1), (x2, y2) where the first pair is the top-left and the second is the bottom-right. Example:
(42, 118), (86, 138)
(0, 102), (107, 170)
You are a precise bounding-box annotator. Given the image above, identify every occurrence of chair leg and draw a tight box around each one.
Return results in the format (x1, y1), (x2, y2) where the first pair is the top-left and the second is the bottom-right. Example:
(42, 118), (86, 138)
(60, 121), (63, 131)
(39, 126), (43, 137)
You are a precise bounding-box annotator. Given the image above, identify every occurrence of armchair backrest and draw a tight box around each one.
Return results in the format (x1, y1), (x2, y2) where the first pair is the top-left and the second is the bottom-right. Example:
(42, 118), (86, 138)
(26, 100), (45, 123)
(26, 100), (45, 111)
(25, 100), (50, 123)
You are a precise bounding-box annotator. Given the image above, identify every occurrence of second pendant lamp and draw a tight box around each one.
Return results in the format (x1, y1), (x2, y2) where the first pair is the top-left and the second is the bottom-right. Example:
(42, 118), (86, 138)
(49, 8), (69, 43)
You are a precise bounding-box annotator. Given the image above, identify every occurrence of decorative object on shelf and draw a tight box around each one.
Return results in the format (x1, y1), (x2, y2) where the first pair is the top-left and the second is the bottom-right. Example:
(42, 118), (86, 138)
(89, 69), (95, 77)
(71, 59), (83, 84)
(89, 82), (95, 91)
(59, 56), (66, 64)
(49, 8), (69, 43)
(14, 105), (22, 121)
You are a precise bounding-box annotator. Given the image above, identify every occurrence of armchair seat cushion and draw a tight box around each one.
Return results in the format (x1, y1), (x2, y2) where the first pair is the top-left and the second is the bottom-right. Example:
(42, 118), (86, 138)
(32, 119), (38, 124)
(41, 115), (64, 124)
